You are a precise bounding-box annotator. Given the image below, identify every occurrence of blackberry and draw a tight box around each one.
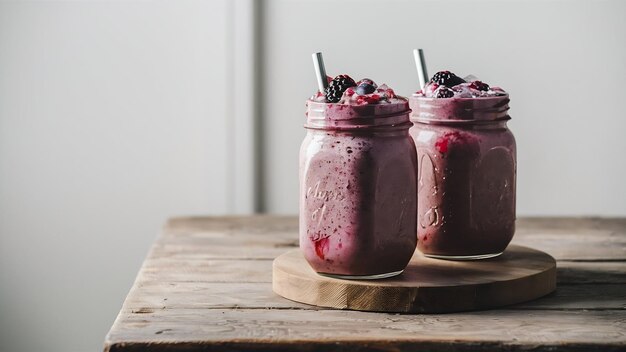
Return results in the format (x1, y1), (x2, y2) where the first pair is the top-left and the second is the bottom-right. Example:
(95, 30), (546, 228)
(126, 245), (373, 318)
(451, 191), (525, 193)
(325, 75), (357, 103)
(430, 71), (466, 87)
(436, 86), (455, 98)
(470, 80), (490, 91)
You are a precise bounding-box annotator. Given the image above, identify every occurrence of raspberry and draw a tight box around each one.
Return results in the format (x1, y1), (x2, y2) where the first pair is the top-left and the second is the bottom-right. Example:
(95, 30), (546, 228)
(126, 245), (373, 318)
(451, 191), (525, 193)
(356, 94), (381, 105)
(325, 75), (357, 103)
(469, 80), (490, 91)
(435, 86), (455, 98)
(366, 94), (380, 103)
(430, 71), (466, 87)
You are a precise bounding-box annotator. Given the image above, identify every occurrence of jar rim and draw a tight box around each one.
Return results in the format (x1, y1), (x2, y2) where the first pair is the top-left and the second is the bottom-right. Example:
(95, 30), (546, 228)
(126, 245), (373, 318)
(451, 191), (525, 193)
(409, 93), (509, 102)
(409, 94), (510, 123)
(305, 100), (411, 130)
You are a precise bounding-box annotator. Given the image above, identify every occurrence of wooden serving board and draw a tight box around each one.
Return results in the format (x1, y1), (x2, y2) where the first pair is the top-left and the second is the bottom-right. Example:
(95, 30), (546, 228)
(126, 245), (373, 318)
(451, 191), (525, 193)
(273, 245), (556, 313)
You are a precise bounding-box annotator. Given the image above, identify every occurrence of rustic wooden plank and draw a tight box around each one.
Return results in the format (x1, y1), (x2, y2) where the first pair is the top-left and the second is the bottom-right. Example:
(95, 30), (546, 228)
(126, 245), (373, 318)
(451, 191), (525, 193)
(512, 234), (626, 261)
(155, 216), (626, 261)
(164, 215), (298, 237)
(163, 216), (626, 240)
(157, 224), (299, 249)
(139, 258), (274, 283)
(120, 282), (625, 311)
(122, 282), (312, 311)
(104, 216), (626, 352)
(147, 233), (626, 261)
(105, 309), (626, 351)
(557, 261), (626, 284)
(137, 257), (626, 285)
(512, 284), (626, 310)
(148, 241), (292, 260)
(513, 218), (626, 261)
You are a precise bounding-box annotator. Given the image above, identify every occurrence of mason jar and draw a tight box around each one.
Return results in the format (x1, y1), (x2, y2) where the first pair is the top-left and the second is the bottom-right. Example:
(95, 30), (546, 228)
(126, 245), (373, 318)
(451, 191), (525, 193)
(300, 100), (417, 279)
(409, 95), (516, 259)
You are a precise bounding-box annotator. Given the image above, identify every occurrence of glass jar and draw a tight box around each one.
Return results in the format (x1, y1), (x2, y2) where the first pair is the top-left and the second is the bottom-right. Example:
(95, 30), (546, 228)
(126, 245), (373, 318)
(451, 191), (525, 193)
(300, 100), (417, 279)
(409, 95), (516, 259)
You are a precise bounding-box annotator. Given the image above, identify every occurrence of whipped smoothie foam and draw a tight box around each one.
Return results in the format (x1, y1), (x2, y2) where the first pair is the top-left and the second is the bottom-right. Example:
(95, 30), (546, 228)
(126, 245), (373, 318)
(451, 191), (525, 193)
(410, 71), (516, 259)
(300, 75), (417, 278)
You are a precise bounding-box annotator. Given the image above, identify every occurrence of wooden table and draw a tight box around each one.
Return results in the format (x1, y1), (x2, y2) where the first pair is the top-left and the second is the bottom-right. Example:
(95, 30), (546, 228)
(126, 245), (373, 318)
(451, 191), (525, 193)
(104, 216), (626, 352)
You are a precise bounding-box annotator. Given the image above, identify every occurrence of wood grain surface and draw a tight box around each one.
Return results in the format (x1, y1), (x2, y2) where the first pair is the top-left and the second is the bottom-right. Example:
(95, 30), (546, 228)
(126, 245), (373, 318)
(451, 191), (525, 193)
(273, 245), (557, 313)
(104, 216), (626, 352)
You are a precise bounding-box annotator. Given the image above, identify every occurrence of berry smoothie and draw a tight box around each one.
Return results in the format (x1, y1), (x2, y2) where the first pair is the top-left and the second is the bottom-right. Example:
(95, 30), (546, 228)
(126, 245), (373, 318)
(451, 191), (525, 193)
(410, 71), (516, 259)
(300, 76), (417, 278)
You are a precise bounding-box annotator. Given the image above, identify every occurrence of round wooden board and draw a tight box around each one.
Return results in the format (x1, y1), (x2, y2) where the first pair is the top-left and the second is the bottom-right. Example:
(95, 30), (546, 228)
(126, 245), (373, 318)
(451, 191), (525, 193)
(272, 245), (556, 313)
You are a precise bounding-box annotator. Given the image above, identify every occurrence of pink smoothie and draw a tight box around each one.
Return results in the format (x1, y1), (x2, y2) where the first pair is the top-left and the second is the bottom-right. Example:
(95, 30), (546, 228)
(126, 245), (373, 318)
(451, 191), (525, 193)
(300, 78), (417, 278)
(410, 72), (516, 259)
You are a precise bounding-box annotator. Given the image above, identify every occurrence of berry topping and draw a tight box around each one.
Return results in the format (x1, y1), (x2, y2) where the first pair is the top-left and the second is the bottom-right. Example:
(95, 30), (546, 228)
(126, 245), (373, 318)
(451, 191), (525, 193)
(430, 71), (466, 87)
(355, 78), (377, 96)
(325, 75), (357, 103)
(356, 83), (376, 95)
(414, 72), (506, 99)
(356, 94), (381, 105)
(356, 78), (377, 87)
(435, 86), (454, 98)
(311, 76), (404, 105)
(469, 80), (490, 91)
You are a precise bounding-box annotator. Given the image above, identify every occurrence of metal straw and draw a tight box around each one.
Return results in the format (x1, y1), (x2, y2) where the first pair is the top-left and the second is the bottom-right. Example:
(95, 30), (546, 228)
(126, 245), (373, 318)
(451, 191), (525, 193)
(312, 52), (328, 92)
(413, 49), (429, 91)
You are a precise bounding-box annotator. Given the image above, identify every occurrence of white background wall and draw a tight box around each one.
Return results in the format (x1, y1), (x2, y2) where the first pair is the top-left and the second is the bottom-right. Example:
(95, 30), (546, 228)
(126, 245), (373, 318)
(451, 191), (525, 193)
(0, 1), (237, 351)
(0, 1), (625, 352)
(263, 0), (626, 215)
